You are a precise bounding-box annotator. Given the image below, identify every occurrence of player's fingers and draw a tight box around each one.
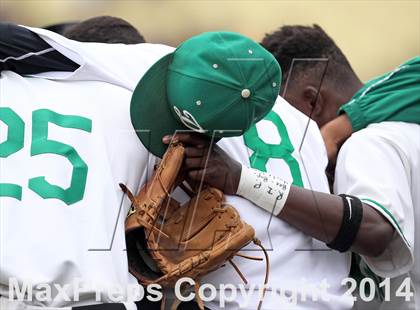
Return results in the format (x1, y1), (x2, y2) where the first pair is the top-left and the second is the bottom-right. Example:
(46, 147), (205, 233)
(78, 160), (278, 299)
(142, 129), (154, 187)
(162, 133), (208, 147)
(187, 169), (206, 181)
(184, 157), (206, 169)
(184, 146), (209, 158)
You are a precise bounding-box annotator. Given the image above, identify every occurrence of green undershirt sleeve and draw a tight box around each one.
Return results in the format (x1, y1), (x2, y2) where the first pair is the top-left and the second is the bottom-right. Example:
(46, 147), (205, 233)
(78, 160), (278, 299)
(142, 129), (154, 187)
(339, 56), (420, 132)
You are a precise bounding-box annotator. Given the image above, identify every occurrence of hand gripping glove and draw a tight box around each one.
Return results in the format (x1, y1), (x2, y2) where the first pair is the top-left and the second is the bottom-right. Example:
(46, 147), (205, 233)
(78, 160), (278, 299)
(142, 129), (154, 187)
(120, 143), (269, 309)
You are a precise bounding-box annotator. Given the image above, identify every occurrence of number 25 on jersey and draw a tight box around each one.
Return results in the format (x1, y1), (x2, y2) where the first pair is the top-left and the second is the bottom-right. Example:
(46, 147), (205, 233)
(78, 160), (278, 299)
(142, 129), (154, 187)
(0, 107), (92, 205)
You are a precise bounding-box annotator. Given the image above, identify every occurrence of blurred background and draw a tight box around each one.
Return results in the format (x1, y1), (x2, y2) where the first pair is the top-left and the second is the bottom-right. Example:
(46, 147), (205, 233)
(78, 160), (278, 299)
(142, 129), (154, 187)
(1, 0), (418, 81)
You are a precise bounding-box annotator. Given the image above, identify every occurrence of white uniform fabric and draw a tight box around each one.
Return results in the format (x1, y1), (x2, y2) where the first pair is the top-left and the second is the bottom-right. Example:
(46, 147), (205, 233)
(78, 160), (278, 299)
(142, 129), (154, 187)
(201, 98), (353, 310)
(0, 72), (157, 307)
(24, 25), (174, 92)
(1, 28), (174, 308)
(10, 27), (353, 309)
(334, 122), (420, 309)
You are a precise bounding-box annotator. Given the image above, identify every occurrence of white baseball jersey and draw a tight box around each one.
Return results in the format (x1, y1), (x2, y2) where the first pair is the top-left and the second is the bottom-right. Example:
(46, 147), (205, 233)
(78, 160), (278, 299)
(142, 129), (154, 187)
(12, 27), (353, 309)
(200, 97), (353, 310)
(0, 72), (154, 307)
(0, 32), (174, 307)
(334, 122), (420, 310)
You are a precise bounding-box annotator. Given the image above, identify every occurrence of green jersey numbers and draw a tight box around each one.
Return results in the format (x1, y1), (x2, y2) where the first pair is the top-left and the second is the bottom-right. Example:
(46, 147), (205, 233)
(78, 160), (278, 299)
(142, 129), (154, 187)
(29, 109), (92, 205)
(0, 108), (92, 205)
(0, 107), (25, 200)
(244, 110), (304, 187)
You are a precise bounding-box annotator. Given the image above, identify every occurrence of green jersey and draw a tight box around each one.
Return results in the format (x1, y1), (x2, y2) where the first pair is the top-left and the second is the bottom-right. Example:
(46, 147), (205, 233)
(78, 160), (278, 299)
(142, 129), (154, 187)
(339, 56), (420, 131)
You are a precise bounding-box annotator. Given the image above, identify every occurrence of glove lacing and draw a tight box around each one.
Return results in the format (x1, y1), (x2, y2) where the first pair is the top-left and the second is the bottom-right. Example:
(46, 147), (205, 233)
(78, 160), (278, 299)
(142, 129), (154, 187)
(125, 164), (270, 310)
(168, 238), (269, 310)
(226, 238), (269, 310)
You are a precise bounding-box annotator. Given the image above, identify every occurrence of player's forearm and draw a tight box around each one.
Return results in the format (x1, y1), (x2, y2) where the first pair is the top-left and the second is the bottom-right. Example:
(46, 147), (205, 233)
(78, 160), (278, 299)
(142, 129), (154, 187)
(279, 186), (342, 245)
(236, 166), (340, 243)
(237, 166), (394, 257)
(279, 186), (394, 257)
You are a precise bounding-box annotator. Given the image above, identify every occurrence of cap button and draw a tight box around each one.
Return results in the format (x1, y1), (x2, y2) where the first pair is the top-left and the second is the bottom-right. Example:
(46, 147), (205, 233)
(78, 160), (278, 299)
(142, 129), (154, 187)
(241, 89), (251, 99)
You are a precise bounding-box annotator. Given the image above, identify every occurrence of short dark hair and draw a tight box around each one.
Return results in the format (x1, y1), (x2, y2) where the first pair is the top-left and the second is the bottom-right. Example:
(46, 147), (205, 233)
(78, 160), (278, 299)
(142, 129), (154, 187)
(261, 24), (355, 85)
(63, 16), (145, 44)
(44, 22), (78, 35)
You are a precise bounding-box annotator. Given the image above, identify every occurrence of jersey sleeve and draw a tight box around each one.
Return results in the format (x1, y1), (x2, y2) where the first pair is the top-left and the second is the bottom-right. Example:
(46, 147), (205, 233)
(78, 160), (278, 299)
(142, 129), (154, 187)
(334, 129), (414, 278)
(339, 56), (420, 131)
(1, 23), (174, 91)
(0, 22), (79, 74)
(23, 25), (175, 91)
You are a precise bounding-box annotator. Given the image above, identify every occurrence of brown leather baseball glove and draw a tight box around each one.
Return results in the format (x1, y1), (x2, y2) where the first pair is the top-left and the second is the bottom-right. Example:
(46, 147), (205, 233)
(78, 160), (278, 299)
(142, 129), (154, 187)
(119, 143), (269, 309)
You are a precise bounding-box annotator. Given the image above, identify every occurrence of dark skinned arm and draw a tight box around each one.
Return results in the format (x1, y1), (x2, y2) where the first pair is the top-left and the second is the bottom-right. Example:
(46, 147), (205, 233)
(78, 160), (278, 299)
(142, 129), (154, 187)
(162, 133), (395, 258)
(281, 186), (394, 257)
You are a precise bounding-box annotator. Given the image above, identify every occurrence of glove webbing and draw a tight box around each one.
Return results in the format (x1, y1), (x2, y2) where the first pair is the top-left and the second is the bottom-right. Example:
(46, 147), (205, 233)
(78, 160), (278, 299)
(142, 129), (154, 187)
(159, 239), (270, 310)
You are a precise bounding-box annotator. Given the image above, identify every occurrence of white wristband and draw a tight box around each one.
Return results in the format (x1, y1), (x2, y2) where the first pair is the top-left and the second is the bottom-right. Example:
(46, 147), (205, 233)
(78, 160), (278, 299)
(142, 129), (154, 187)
(236, 165), (291, 216)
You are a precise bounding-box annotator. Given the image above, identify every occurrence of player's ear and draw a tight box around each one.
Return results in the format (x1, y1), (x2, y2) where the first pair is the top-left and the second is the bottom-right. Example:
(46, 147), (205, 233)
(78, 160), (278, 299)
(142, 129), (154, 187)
(303, 85), (324, 117)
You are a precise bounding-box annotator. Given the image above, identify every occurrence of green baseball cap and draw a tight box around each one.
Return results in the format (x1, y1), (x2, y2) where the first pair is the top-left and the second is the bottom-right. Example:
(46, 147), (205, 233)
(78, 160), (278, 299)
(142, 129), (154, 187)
(130, 31), (281, 157)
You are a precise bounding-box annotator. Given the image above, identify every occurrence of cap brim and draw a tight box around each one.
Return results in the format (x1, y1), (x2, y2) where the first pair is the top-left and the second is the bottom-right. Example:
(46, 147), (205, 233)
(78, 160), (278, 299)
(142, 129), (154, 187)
(131, 53), (222, 158)
(130, 53), (180, 157)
